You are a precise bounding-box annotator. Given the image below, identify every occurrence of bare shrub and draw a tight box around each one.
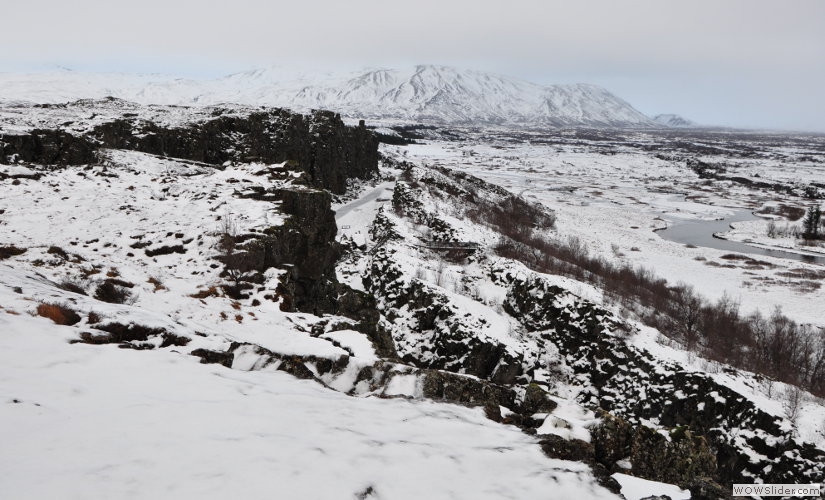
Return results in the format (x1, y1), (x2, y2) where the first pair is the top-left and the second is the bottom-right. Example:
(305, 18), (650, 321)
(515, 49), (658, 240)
(147, 276), (166, 291)
(0, 245), (26, 260)
(489, 203), (825, 396)
(190, 286), (221, 299)
(46, 246), (69, 260)
(784, 385), (804, 423)
(767, 220), (778, 238)
(59, 279), (87, 295)
(36, 302), (81, 326)
(94, 281), (133, 304)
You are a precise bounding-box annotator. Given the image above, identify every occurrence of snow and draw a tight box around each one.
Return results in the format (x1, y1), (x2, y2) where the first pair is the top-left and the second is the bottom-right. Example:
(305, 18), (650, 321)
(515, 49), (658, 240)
(535, 398), (597, 442)
(384, 374), (421, 397)
(0, 224), (621, 500)
(0, 164), (36, 177)
(0, 315), (620, 500)
(321, 329), (379, 362)
(612, 473), (691, 500)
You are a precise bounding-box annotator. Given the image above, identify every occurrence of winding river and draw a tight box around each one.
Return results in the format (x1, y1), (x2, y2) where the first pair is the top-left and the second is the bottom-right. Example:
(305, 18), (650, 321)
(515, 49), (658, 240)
(656, 210), (825, 265)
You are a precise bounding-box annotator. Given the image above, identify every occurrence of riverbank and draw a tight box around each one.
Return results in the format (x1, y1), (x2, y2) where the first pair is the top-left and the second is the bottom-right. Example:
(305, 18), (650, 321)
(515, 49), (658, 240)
(721, 218), (825, 259)
(657, 210), (825, 265)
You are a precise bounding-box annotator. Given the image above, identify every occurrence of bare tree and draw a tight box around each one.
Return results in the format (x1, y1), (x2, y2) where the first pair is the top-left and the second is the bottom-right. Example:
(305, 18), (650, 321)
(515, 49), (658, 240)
(670, 283), (704, 349)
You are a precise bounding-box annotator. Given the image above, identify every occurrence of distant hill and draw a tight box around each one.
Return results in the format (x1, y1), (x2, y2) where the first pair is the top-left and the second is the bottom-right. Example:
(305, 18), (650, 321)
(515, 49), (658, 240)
(652, 113), (696, 127)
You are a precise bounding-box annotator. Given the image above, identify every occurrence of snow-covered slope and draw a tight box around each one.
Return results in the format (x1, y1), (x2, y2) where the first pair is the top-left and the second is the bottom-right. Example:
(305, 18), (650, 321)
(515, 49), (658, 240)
(652, 113), (696, 127)
(0, 65), (658, 128)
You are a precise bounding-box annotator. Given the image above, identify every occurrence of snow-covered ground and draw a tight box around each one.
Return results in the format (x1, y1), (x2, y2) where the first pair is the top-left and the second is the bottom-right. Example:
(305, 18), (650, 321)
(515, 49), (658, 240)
(0, 141), (629, 499)
(0, 299), (617, 500)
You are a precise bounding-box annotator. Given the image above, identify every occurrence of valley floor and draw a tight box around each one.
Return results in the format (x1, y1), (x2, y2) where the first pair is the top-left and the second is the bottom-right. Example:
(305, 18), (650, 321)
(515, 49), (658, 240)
(387, 130), (825, 328)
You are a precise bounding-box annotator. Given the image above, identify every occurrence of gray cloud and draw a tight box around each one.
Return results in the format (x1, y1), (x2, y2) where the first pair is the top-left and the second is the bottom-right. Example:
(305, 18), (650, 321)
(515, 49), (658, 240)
(2, 0), (824, 130)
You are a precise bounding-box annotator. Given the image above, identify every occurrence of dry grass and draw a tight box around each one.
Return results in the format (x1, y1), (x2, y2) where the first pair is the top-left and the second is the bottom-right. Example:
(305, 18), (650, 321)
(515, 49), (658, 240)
(190, 286), (220, 299)
(147, 276), (166, 292)
(36, 302), (81, 326)
(0, 245), (27, 260)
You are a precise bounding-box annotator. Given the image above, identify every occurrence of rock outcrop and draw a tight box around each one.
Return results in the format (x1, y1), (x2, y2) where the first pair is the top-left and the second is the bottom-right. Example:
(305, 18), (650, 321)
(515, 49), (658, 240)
(1, 129), (97, 165)
(502, 266), (825, 486)
(91, 108), (377, 193)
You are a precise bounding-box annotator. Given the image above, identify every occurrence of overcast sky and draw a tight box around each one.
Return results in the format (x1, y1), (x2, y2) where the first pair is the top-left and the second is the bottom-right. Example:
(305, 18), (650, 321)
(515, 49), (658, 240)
(2, 0), (824, 131)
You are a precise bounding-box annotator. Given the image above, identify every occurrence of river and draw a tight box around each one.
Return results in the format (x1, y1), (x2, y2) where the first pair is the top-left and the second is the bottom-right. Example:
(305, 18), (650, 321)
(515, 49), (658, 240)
(656, 209), (825, 265)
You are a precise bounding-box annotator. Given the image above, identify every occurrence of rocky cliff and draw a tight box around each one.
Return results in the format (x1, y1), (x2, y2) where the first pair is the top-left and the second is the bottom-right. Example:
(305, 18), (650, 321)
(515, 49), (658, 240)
(1, 99), (379, 315)
(1, 99), (378, 194)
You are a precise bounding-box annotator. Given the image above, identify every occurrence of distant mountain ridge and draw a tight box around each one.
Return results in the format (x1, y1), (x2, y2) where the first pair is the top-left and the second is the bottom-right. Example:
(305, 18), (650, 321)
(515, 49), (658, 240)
(0, 65), (660, 128)
(652, 113), (696, 128)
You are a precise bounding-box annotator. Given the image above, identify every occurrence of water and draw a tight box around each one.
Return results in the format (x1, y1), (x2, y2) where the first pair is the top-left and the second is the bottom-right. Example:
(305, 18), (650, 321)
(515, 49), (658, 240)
(657, 209), (825, 265)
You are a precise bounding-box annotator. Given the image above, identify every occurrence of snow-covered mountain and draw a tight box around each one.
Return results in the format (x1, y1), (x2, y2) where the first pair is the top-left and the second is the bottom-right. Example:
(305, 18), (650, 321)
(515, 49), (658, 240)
(0, 65), (658, 128)
(208, 65), (658, 128)
(652, 113), (696, 128)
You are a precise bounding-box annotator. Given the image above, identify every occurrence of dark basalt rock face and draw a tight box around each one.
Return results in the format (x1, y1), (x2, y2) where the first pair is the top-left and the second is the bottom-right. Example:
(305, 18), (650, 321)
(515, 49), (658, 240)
(364, 246), (527, 384)
(258, 188), (341, 315)
(91, 109), (378, 193)
(334, 286), (398, 360)
(1, 129), (97, 165)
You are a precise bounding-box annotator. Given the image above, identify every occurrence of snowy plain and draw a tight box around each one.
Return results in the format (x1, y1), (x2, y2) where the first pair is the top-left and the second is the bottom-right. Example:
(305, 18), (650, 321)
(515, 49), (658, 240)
(388, 135), (825, 328)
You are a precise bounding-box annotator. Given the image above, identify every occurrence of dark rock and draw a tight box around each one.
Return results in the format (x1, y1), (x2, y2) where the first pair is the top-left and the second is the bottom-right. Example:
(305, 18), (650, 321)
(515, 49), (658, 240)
(190, 348), (234, 368)
(522, 383), (557, 414)
(590, 463), (623, 495)
(334, 285), (398, 359)
(243, 188), (341, 315)
(539, 434), (594, 462)
(276, 356), (320, 380)
(421, 370), (517, 409)
(144, 244), (186, 257)
(688, 477), (731, 500)
(630, 425), (717, 488)
(502, 267), (825, 487)
(591, 410), (635, 467)
(484, 402), (503, 422)
(76, 322), (190, 349)
(1, 129), (97, 165)
(365, 246), (525, 383)
(91, 108), (378, 194)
